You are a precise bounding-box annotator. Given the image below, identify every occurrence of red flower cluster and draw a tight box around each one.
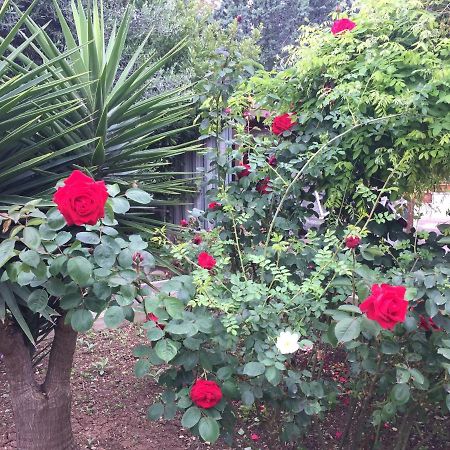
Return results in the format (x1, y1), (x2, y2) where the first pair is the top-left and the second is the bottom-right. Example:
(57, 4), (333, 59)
(271, 113), (296, 135)
(237, 162), (251, 179)
(190, 379), (222, 409)
(180, 219), (189, 227)
(198, 251), (216, 270)
(345, 235), (361, 249)
(192, 234), (202, 245)
(331, 18), (356, 35)
(53, 170), (108, 226)
(419, 315), (441, 332)
(360, 284), (408, 330)
(256, 177), (271, 194)
(208, 201), (222, 210)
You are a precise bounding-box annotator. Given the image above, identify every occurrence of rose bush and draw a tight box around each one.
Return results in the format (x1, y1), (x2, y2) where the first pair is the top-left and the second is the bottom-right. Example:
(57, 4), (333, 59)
(132, 1), (450, 447)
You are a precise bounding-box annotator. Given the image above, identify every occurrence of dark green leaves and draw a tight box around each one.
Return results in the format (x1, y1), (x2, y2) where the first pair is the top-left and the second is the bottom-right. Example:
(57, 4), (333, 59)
(147, 403), (164, 421)
(198, 417), (220, 443)
(335, 317), (362, 342)
(27, 289), (48, 312)
(76, 232), (100, 245)
(22, 227), (41, 250)
(71, 309), (94, 332)
(243, 362), (265, 377)
(181, 406), (201, 428)
(154, 339), (178, 362)
(67, 256), (92, 285)
(104, 305), (125, 328)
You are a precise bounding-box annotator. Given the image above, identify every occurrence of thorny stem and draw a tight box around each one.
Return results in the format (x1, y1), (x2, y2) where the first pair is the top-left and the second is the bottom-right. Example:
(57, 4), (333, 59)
(230, 213), (247, 280)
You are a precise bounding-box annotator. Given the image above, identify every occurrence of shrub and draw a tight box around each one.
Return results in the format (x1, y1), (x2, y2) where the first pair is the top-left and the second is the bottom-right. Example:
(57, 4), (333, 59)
(134, 1), (450, 447)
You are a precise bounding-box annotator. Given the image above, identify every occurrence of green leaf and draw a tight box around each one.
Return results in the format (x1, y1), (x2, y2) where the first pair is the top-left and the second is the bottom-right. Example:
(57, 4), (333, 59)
(0, 240), (16, 269)
(265, 366), (281, 385)
(243, 362), (265, 377)
(134, 359), (151, 378)
(19, 250), (40, 268)
(67, 256), (92, 285)
(22, 227), (41, 250)
(181, 406), (201, 429)
(217, 366), (233, 381)
(381, 341), (399, 355)
(107, 184), (120, 197)
(71, 309), (94, 332)
(409, 368), (424, 385)
(154, 339), (178, 362)
(76, 232), (100, 244)
(337, 305), (361, 314)
(198, 417), (220, 444)
(147, 327), (164, 341)
(47, 209), (66, 231)
(147, 403), (164, 421)
(104, 305), (125, 329)
(335, 317), (361, 342)
(27, 289), (49, 312)
(110, 197), (130, 214)
(164, 297), (184, 319)
(125, 188), (152, 204)
(94, 244), (116, 268)
(438, 348), (450, 359)
(60, 291), (83, 310)
(391, 384), (410, 405)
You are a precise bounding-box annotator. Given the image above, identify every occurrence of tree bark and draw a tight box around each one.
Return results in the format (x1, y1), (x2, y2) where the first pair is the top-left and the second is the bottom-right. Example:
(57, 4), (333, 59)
(0, 316), (79, 450)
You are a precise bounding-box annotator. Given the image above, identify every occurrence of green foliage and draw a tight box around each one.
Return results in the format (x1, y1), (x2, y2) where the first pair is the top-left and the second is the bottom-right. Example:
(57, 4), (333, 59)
(232, 0), (450, 217)
(0, 182), (155, 345)
(131, 1), (450, 446)
(215, 0), (339, 68)
(0, 1), (200, 232)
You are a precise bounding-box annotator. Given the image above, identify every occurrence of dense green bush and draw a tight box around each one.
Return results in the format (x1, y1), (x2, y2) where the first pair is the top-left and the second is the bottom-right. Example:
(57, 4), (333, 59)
(133, 1), (450, 447)
(231, 0), (450, 220)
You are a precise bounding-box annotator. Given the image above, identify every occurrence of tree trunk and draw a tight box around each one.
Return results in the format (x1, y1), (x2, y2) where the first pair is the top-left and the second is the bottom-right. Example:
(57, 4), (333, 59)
(0, 316), (79, 450)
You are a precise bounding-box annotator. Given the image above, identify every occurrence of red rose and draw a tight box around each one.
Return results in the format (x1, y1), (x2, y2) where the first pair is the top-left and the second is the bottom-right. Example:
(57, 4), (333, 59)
(345, 236), (361, 249)
(193, 234), (202, 245)
(190, 379), (222, 409)
(208, 201), (221, 210)
(180, 219), (189, 227)
(256, 177), (271, 194)
(331, 18), (356, 35)
(237, 162), (251, 179)
(146, 313), (165, 330)
(198, 251), (216, 270)
(267, 154), (277, 167)
(53, 170), (108, 226)
(271, 113), (296, 135)
(359, 284), (408, 330)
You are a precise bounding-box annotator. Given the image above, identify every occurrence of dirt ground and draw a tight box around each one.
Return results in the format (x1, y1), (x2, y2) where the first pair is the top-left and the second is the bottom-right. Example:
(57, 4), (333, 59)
(1, 324), (449, 450)
(0, 325), (232, 450)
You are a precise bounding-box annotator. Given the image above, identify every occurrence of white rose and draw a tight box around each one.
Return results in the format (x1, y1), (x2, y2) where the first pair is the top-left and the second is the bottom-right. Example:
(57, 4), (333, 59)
(276, 331), (300, 354)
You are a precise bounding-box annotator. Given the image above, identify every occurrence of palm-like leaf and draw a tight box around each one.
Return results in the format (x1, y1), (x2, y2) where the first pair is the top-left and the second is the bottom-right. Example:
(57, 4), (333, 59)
(0, 0), (200, 221)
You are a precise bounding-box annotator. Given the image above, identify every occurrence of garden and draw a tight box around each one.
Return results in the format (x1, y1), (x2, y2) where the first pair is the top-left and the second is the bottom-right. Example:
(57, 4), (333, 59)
(0, 0), (450, 449)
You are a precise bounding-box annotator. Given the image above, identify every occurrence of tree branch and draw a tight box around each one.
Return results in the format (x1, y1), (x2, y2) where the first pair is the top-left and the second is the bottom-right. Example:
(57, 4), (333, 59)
(43, 316), (77, 394)
(0, 319), (38, 395)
